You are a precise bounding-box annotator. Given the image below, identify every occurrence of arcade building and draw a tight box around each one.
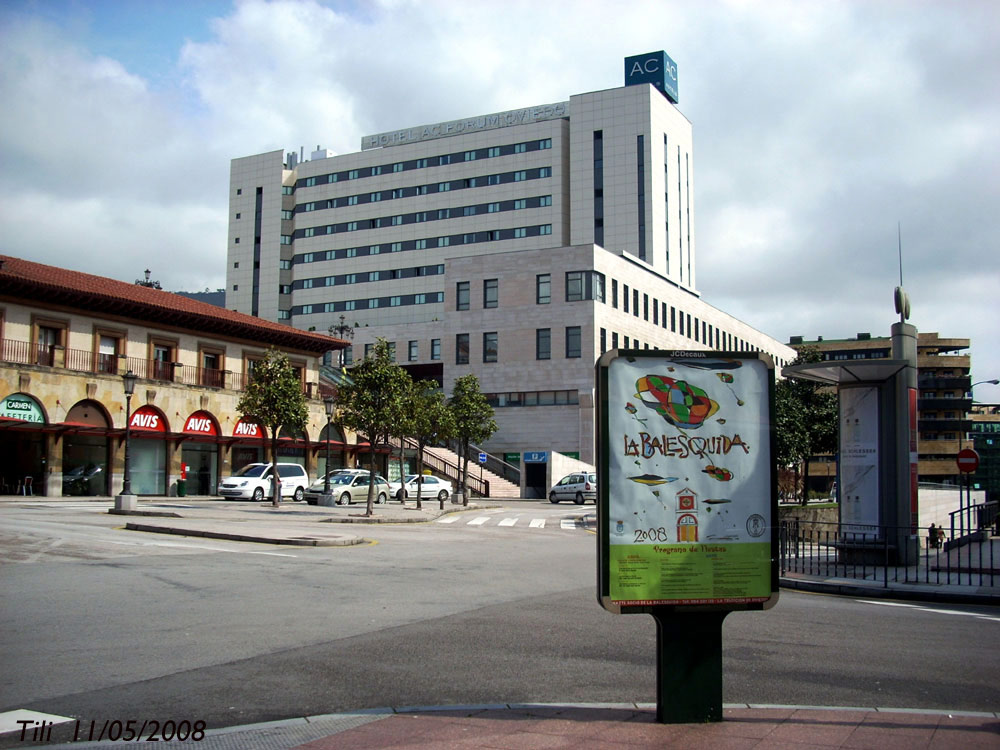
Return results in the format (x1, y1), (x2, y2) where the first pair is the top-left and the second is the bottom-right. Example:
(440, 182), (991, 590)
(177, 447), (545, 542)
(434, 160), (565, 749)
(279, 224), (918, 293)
(0, 255), (349, 498)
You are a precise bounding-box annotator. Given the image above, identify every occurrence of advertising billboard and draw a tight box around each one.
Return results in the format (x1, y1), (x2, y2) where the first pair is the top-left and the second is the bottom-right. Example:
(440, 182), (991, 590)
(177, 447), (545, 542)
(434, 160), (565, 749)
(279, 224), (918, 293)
(624, 51), (679, 103)
(597, 350), (778, 612)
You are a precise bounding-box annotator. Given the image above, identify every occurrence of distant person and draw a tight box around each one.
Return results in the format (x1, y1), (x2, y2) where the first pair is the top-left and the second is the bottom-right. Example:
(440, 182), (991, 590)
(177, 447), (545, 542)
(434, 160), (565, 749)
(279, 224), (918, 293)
(928, 523), (938, 549)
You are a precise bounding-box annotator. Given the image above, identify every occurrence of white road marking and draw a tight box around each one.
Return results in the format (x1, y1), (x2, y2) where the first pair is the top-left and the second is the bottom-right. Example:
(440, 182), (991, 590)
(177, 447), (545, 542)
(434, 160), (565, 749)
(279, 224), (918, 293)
(0, 710), (74, 735)
(560, 519), (578, 530)
(467, 517), (490, 526)
(437, 516), (461, 523)
(498, 517), (518, 526)
(858, 600), (1000, 622)
(529, 518), (546, 528)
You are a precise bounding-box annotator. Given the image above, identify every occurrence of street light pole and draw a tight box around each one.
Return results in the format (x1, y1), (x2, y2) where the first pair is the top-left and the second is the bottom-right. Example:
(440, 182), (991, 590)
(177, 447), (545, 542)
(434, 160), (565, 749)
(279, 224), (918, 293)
(115, 370), (138, 511)
(320, 395), (336, 506)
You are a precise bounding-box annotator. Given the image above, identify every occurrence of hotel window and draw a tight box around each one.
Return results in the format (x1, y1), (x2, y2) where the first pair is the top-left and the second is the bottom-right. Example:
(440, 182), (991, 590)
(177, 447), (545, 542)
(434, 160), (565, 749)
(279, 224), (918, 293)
(514, 227), (527, 238)
(536, 273), (551, 304)
(539, 167), (551, 177)
(393, 162), (404, 172)
(234, 237), (240, 243)
(415, 239), (427, 249)
(487, 174), (500, 185)
(463, 206), (476, 216)
(281, 210), (292, 220)
(484, 278), (498, 309)
(305, 177), (316, 187)
(540, 224), (552, 235)
(514, 171), (527, 181)
(540, 195), (552, 206)
(565, 326), (582, 359)
(281, 186), (292, 195)
(456, 334), (470, 364)
(600, 328), (607, 352)
(370, 192), (381, 202)
(347, 195), (358, 205)
(390, 296), (401, 306)
(483, 332), (498, 363)
(438, 237), (450, 247)
(623, 285), (629, 313)
(438, 208), (450, 219)
(439, 155), (451, 165)
(488, 147), (500, 157)
(643, 294), (649, 321)
(431, 338), (441, 360)
(408, 340), (419, 361)
(514, 143), (527, 154)
(304, 228), (315, 237)
(514, 199), (526, 209)
(464, 151), (476, 161)
(612, 332), (619, 349)
(456, 281), (470, 311)
(371, 165), (382, 176)
(438, 182), (450, 192)
(536, 328), (551, 360)
(280, 235), (292, 245)
(365, 343), (374, 359)
(539, 139), (552, 149)
(611, 280), (618, 308)
(348, 169), (359, 179)
(390, 242), (402, 252)
(487, 202), (500, 212)
(415, 158), (428, 168)
(632, 289), (639, 317)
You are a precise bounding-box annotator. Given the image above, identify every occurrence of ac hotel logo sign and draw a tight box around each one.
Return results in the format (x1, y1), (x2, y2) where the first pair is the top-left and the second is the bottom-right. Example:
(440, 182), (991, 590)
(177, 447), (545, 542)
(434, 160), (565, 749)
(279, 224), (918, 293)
(625, 50), (679, 103)
(362, 101), (569, 150)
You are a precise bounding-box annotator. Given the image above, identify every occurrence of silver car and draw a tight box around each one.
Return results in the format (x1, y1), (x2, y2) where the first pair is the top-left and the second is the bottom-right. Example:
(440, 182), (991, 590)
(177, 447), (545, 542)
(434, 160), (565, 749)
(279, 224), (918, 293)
(549, 472), (597, 504)
(305, 472), (389, 505)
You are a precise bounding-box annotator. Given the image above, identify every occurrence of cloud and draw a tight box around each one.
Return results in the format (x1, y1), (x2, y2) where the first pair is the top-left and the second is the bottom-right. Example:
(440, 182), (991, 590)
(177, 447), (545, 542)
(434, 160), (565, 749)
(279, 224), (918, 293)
(0, 0), (997, 383)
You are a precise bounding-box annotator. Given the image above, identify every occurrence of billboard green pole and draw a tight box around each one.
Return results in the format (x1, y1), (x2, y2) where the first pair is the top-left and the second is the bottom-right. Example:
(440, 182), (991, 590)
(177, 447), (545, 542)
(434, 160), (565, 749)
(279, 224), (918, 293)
(596, 350), (779, 724)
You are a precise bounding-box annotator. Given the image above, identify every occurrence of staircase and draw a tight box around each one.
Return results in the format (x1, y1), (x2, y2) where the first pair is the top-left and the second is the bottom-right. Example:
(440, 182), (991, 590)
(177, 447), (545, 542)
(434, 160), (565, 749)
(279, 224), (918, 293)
(397, 439), (521, 499)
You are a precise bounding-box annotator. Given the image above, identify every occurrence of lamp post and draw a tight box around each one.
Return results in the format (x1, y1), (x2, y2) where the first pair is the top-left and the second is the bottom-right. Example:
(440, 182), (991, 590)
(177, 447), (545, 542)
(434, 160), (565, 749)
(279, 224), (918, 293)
(964, 379), (1000, 449)
(329, 315), (355, 367)
(320, 396), (336, 506)
(115, 370), (138, 511)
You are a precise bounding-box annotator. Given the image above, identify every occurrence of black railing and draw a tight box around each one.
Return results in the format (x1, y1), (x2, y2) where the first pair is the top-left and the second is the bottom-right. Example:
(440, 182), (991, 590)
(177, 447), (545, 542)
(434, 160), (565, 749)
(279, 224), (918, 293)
(780, 520), (997, 588)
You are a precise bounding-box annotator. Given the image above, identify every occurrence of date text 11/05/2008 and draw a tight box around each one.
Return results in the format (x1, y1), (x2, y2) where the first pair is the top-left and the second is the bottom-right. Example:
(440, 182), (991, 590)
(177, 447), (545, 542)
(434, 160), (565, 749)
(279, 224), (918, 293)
(16, 718), (207, 743)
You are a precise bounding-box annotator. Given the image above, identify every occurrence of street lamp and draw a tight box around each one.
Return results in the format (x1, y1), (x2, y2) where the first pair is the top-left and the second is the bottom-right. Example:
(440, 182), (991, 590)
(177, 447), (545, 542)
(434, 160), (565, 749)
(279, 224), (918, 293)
(329, 315), (355, 367)
(116, 370), (138, 511)
(323, 396), (336, 500)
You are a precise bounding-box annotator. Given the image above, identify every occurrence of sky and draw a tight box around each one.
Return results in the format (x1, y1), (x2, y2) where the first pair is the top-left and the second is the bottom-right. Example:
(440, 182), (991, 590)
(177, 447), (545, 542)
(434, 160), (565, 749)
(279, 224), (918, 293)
(1, 0), (997, 390)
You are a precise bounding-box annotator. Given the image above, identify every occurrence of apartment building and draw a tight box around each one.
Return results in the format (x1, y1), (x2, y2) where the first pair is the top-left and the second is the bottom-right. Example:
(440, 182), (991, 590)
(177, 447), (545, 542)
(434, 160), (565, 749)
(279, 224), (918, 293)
(791, 331), (975, 488)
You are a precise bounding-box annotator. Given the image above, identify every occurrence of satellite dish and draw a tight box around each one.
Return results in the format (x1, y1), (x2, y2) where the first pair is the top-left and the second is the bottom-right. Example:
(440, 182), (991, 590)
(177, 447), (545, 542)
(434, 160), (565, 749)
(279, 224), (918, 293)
(893, 286), (910, 321)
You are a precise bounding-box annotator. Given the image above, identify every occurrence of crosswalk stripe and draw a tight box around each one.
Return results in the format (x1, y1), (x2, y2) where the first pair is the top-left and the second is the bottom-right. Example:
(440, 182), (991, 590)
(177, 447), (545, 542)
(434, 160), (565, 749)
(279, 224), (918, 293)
(437, 516), (461, 523)
(560, 519), (578, 529)
(529, 518), (546, 528)
(498, 517), (518, 526)
(467, 516), (490, 525)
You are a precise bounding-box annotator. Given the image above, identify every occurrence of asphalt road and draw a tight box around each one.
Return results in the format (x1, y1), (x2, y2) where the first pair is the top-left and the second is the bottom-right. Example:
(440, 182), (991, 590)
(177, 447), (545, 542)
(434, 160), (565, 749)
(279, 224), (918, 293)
(1, 500), (997, 746)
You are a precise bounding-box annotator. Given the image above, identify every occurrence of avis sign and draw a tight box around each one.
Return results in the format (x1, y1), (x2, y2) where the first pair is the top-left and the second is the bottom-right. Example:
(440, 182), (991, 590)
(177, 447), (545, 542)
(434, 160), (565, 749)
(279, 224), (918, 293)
(625, 51), (679, 103)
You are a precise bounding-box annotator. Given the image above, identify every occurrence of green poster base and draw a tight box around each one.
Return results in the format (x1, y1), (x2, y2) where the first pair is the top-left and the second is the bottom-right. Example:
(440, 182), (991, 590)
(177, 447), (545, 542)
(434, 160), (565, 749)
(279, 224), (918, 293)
(652, 610), (729, 723)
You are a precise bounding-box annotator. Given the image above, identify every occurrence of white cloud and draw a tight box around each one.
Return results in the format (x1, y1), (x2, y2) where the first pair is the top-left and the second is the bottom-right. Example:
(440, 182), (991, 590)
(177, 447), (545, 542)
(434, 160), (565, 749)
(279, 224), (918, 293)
(0, 0), (997, 382)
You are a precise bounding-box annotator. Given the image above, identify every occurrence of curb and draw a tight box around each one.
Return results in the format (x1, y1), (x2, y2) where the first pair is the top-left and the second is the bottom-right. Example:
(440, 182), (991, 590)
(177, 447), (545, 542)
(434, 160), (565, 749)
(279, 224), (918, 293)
(779, 575), (1000, 605)
(122, 523), (366, 547)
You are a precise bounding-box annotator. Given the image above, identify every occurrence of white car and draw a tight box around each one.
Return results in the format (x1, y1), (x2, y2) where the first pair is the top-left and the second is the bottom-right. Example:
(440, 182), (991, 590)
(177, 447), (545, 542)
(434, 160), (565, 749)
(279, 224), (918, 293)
(388, 474), (453, 502)
(218, 463), (309, 502)
(549, 471), (597, 504)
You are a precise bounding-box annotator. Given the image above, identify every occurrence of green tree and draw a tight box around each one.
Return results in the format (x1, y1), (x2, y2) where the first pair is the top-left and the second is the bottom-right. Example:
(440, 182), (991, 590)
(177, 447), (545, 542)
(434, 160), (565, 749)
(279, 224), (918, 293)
(236, 348), (309, 507)
(336, 338), (411, 516)
(408, 379), (456, 509)
(449, 374), (497, 506)
(776, 346), (839, 504)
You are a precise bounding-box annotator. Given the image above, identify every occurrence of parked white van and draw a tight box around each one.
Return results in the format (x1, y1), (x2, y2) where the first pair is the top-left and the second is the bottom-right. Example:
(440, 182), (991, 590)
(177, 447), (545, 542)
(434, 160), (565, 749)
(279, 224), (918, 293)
(218, 462), (309, 502)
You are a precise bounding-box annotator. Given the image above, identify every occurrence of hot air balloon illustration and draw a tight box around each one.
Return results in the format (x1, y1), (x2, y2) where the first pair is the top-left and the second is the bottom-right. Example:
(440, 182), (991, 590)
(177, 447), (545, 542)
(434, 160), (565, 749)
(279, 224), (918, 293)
(702, 465), (733, 482)
(634, 375), (719, 429)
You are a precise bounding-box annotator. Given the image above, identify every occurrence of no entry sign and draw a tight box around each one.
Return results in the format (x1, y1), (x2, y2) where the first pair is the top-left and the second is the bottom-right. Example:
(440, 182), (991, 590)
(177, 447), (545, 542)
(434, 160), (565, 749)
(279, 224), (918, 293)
(956, 448), (979, 474)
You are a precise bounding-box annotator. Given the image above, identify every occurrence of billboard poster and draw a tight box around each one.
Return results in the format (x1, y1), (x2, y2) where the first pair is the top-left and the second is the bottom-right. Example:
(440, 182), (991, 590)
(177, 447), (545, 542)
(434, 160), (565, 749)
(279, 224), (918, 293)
(597, 351), (777, 613)
(839, 386), (880, 536)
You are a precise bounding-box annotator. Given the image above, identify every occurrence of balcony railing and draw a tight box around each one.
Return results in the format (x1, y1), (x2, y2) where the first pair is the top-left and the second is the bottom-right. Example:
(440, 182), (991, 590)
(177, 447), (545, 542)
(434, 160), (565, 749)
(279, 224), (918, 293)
(1, 338), (318, 397)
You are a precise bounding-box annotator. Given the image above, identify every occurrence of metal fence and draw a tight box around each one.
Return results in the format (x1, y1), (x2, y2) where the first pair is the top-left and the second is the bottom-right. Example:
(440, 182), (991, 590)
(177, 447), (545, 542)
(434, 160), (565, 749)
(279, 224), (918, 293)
(779, 519), (998, 588)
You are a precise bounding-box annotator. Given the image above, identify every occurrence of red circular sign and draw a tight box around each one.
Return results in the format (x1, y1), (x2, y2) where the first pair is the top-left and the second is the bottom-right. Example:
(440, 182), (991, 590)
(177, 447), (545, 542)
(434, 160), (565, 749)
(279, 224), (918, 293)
(956, 448), (979, 473)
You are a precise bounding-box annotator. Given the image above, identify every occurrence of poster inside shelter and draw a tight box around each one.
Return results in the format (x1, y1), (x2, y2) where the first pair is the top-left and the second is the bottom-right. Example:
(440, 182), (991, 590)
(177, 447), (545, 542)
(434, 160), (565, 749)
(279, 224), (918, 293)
(602, 352), (775, 608)
(839, 386), (880, 535)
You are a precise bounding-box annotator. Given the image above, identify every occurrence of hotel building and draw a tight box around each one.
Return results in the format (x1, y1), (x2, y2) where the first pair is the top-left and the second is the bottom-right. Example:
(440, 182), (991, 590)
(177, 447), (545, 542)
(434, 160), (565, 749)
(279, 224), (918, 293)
(226, 53), (796, 487)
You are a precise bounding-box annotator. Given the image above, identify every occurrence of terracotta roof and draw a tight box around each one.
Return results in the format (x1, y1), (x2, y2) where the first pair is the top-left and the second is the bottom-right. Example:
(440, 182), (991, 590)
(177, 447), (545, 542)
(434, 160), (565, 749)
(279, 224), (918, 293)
(0, 254), (347, 354)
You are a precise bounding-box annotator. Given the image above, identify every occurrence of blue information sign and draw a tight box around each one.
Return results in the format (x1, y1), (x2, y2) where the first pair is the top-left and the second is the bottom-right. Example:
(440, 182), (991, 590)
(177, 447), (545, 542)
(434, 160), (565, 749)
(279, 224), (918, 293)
(478, 452), (487, 464)
(524, 451), (548, 463)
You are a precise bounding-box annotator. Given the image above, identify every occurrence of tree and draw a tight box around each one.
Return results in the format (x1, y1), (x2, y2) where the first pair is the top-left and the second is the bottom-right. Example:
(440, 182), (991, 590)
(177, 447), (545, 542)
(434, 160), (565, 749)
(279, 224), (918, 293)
(408, 379), (456, 510)
(236, 348), (309, 507)
(336, 339), (411, 516)
(776, 347), (839, 504)
(449, 374), (497, 506)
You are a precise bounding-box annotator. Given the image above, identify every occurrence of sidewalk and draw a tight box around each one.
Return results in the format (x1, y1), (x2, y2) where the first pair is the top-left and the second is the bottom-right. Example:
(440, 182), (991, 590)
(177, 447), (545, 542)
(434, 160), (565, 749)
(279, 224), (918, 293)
(14, 704), (999, 749)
